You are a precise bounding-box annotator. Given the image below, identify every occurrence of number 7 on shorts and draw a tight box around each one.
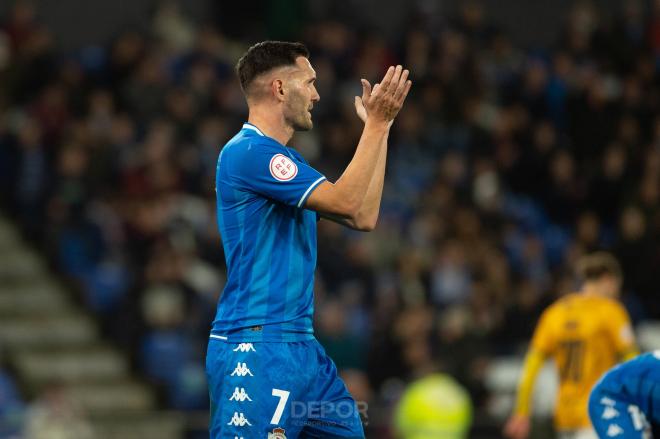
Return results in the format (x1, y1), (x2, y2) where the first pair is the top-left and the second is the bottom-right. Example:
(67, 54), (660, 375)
(271, 389), (290, 425)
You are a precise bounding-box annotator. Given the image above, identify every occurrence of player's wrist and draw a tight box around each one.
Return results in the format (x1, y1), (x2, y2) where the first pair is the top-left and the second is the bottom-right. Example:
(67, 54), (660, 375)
(364, 117), (391, 131)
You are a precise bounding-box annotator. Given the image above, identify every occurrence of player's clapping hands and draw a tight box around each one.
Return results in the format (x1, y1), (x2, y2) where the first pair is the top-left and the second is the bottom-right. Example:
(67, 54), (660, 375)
(354, 65), (412, 125)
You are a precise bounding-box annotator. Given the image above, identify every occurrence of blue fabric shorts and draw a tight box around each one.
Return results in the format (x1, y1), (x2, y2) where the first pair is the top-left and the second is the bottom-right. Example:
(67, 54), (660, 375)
(206, 337), (365, 438)
(589, 386), (652, 439)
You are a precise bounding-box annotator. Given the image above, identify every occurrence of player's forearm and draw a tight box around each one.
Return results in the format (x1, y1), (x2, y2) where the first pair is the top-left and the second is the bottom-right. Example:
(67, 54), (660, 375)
(352, 131), (388, 228)
(514, 350), (545, 417)
(332, 119), (389, 220)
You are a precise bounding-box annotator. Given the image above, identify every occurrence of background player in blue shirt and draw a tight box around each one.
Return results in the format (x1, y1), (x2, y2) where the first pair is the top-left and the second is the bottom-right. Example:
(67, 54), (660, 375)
(206, 41), (411, 439)
(589, 351), (660, 438)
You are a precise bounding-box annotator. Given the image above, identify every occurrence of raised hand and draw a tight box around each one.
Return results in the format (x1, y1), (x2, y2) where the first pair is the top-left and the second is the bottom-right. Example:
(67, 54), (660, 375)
(503, 414), (531, 439)
(355, 65), (411, 125)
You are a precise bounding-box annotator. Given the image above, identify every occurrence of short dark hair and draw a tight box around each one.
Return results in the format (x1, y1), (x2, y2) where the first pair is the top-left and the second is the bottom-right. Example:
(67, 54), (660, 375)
(235, 41), (309, 95)
(577, 252), (622, 282)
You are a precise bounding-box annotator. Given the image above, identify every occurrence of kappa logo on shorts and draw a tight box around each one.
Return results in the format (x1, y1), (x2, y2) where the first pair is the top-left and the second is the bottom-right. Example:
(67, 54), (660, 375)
(230, 362), (254, 377)
(229, 387), (252, 402)
(269, 154), (298, 181)
(233, 343), (256, 352)
(602, 406), (620, 420)
(607, 424), (624, 437)
(268, 427), (287, 439)
(601, 396), (616, 406)
(227, 412), (252, 427)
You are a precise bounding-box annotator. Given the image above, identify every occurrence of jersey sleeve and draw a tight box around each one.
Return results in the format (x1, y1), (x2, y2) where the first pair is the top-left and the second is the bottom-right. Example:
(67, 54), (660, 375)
(225, 140), (326, 208)
(606, 302), (636, 355)
(530, 307), (556, 355)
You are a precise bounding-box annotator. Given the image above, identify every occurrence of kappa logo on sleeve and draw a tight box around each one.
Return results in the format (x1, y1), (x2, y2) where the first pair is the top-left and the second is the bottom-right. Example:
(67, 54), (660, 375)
(269, 154), (298, 181)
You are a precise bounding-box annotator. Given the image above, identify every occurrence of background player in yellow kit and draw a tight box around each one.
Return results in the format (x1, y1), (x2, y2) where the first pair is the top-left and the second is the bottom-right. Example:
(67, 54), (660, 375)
(504, 252), (638, 439)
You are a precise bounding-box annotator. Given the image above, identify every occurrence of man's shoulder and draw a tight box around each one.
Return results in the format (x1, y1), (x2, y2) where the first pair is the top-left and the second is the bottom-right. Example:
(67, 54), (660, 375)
(545, 294), (575, 314)
(537, 295), (576, 326)
(587, 295), (627, 318)
(220, 134), (281, 165)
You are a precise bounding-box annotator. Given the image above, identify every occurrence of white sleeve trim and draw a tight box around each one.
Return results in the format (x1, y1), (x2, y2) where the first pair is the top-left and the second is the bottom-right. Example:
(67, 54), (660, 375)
(297, 176), (326, 208)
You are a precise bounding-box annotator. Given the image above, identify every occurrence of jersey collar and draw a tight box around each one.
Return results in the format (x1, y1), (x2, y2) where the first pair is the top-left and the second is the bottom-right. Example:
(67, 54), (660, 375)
(242, 122), (296, 160)
(242, 122), (265, 136)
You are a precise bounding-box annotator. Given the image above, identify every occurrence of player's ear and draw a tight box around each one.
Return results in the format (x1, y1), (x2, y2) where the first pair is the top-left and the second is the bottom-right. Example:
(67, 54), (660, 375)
(272, 79), (286, 102)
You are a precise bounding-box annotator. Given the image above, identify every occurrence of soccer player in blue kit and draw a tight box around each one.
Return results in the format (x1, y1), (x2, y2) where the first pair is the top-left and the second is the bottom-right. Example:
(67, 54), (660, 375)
(589, 351), (660, 438)
(206, 41), (411, 438)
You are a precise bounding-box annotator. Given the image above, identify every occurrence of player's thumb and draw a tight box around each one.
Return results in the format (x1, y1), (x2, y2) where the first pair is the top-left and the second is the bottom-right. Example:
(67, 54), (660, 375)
(354, 96), (365, 113)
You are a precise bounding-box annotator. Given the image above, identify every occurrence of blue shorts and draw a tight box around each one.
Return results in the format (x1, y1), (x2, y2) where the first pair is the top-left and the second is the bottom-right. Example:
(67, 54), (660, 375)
(589, 386), (653, 439)
(206, 337), (365, 439)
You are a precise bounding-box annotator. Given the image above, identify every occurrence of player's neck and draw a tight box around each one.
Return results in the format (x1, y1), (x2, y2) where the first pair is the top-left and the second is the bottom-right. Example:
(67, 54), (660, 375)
(581, 284), (603, 297)
(247, 108), (294, 146)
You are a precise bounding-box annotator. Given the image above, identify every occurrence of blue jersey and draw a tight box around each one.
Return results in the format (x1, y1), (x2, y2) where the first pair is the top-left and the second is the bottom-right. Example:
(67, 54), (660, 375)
(211, 123), (326, 342)
(593, 351), (660, 424)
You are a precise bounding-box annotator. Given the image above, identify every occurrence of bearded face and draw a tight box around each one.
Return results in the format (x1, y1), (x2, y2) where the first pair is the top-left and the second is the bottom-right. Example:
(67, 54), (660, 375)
(283, 85), (314, 131)
(282, 57), (319, 132)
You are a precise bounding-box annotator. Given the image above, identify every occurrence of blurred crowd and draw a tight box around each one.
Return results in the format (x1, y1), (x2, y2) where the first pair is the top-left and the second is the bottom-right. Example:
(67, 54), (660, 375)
(1, 0), (660, 436)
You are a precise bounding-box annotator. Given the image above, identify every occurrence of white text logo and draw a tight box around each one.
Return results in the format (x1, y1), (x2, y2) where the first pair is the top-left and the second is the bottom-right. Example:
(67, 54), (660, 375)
(607, 424), (624, 437)
(230, 362), (254, 377)
(227, 412), (252, 427)
(602, 407), (620, 420)
(233, 343), (256, 352)
(229, 387), (252, 402)
(601, 397), (616, 406)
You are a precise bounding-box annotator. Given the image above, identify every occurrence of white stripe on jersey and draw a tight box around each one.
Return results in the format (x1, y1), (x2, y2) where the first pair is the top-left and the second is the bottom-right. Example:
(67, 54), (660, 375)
(242, 123), (265, 136)
(297, 177), (326, 208)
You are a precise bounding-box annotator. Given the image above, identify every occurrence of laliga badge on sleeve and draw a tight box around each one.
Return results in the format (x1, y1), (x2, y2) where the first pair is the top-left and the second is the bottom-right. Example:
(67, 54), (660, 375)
(268, 427), (287, 438)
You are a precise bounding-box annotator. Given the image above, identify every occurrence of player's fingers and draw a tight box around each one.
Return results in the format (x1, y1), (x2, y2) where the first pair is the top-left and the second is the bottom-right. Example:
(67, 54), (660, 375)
(393, 69), (410, 100)
(397, 79), (412, 104)
(388, 65), (403, 93)
(371, 83), (381, 101)
(374, 66), (395, 96)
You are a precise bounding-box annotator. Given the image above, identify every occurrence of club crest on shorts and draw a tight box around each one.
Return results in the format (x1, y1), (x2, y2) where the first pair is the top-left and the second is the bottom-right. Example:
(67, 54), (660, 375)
(269, 154), (298, 181)
(267, 427), (287, 439)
